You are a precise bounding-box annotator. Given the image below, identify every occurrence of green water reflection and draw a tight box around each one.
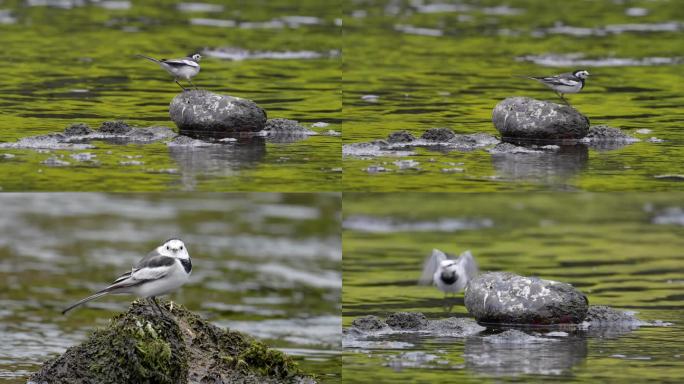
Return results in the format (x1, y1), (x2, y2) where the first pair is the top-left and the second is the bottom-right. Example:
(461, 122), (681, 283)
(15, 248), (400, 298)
(0, 0), (341, 191)
(342, 0), (684, 191)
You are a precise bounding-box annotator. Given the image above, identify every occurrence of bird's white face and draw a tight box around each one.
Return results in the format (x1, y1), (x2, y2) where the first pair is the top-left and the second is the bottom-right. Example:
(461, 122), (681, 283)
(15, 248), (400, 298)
(192, 53), (202, 62)
(574, 70), (590, 79)
(159, 239), (190, 260)
(440, 260), (457, 271)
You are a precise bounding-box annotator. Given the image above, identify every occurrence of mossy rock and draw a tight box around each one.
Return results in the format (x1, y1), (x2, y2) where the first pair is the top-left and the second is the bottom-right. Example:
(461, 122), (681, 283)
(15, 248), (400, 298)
(28, 300), (311, 384)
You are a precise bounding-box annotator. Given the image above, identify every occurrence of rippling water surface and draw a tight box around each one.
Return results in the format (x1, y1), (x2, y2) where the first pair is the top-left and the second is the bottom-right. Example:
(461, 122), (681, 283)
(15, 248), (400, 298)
(0, 0), (341, 191)
(0, 193), (341, 383)
(342, 193), (683, 382)
(343, 0), (684, 191)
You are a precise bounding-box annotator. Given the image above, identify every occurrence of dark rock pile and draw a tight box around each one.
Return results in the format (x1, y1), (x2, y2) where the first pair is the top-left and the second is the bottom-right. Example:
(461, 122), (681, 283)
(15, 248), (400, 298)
(28, 300), (311, 384)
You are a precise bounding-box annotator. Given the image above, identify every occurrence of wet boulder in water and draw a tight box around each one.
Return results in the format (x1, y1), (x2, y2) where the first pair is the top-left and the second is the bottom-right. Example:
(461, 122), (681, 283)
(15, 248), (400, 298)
(464, 272), (588, 325)
(169, 90), (267, 135)
(492, 97), (590, 141)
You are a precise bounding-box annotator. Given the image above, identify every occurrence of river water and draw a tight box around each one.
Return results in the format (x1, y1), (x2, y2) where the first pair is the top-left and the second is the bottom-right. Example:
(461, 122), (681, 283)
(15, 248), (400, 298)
(342, 192), (683, 382)
(0, 0), (341, 192)
(343, 0), (684, 191)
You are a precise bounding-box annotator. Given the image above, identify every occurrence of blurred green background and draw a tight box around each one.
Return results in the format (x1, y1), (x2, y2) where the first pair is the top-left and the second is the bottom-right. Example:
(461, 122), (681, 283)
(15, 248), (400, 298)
(0, 0), (341, 191)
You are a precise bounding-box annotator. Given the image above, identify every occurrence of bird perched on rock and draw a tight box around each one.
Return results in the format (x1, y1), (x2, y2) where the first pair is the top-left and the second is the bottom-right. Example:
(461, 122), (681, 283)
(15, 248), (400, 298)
(136, 53), (202, 90)
(521, 69), (590, 105)
(419, 249), (479, 311)
(62, 238), (192, 316)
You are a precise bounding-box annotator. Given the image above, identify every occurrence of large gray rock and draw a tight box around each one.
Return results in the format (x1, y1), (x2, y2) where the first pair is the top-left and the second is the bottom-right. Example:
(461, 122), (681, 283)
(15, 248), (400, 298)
(492, 97), (590, 141)
(169, 90), (267, 134)
(464, 272), (588, 325)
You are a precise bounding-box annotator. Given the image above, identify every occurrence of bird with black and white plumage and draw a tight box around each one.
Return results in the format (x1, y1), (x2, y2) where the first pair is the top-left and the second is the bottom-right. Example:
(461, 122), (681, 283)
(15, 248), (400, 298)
(419, 248), (479, 311)
(521, 69), (590, 105)
(62, 238), (192, 316)
(136, 53), (202, 90)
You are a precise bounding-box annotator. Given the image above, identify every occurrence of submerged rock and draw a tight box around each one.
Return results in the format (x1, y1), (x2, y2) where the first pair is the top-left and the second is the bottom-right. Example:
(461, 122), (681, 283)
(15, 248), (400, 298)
(464, 272), (588, 325)
(387, 130), (416, 143)
(386, 312), (428, 330)
(580, 125), (639, 151)
(0, 122), (176, 151)
(263, 118), (315, 134)
(99, 120), (133, 135)
(492, 97), (590, 141)
(262, 118), (317, 143)
(482, 329), (552, 344)
(64, 123), (93, 136)
(169, 90), (267, 134)
(346, 312), (485, 337)
(583, 305), (644, 325)
(421, 127), (456, 142)
(343, 129), (499, 158)
(351, 315), (387, 331)
(28, 300), (309, 384)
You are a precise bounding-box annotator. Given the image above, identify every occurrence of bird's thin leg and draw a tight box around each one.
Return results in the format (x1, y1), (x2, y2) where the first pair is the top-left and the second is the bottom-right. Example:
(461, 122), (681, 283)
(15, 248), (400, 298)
(556, 91), (570, 106)
(151, 296), (165, 317)
(146, 297), (157, 316)
(188, 79), (198, 90)
(175, 79), (186, 91)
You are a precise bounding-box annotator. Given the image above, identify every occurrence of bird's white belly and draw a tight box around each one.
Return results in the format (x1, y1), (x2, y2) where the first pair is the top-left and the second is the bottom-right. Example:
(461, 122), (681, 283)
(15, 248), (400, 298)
(131, 264), (189, 298)
(546, 83), (582, 94)
(161, 64), (199, 80)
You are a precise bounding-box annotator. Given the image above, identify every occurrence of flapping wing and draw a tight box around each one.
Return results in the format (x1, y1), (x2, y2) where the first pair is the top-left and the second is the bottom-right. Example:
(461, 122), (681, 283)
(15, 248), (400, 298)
(456, 250), (479, 283)
(418, 249), (448, 285)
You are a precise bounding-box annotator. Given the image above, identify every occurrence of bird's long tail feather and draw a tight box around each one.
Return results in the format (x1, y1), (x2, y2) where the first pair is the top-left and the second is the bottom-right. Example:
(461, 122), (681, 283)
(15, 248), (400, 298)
(61, 290), (110, 315)
(135, 54), (160, 63)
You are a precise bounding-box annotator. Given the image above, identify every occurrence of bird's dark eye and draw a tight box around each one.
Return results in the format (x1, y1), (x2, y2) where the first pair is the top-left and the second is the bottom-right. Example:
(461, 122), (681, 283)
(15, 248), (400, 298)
(180, 246), (184, 250)
(166, 246), (170, 250)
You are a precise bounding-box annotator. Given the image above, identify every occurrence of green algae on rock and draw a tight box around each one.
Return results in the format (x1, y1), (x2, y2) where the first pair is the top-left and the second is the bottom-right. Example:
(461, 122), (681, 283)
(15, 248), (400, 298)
(28, 300), (310, 384)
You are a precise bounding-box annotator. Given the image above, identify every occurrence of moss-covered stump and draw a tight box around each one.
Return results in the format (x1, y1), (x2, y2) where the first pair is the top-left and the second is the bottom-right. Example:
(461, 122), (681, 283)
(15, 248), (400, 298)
(28, 300), (310, 384)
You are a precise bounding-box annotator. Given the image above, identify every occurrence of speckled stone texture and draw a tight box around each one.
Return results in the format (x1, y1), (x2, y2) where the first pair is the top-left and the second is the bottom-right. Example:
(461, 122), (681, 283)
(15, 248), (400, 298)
(169, 90), (267, 134)
(464, 272), (588, 325)
(492, 97), (590, 141)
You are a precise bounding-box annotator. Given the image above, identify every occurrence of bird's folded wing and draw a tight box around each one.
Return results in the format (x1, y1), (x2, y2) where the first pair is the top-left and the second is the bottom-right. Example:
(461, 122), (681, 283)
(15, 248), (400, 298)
(419, 248), (447, 285)
(543, 76), (579, 86)
(456, 250), (479, 281)
(161, 59), (199, 67)
(134, 248), (164, 269)
(130, 263), (171, 281)
(110, 254), (175, 288)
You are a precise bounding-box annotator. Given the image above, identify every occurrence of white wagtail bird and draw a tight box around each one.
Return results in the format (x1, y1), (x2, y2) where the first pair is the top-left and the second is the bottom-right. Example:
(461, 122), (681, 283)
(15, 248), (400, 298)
(62, 238), (192, 316)
(521, 69), (590, 105)
(419, 248), (479, 312)
(136, 53), (201, 91)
